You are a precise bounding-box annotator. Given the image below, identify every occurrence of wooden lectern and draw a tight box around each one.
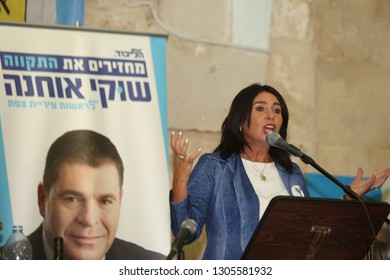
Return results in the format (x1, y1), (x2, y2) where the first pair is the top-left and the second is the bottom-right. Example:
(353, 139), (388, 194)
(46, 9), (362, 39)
(241, 196), (390, 260)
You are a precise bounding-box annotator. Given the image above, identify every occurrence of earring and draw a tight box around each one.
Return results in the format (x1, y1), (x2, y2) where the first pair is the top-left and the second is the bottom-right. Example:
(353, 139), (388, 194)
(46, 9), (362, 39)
(239, 126), (242, 132)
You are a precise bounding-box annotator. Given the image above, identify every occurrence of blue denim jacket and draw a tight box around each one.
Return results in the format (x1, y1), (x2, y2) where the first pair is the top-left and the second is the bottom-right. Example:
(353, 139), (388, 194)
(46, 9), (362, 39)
(170, 152), (309, 260)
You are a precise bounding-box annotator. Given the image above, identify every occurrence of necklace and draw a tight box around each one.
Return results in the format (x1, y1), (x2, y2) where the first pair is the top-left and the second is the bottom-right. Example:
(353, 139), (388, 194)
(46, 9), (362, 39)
(250, 154), (269, 182)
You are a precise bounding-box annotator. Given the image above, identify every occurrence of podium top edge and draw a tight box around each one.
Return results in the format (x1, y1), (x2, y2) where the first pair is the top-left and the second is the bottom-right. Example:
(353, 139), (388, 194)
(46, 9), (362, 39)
(0, 20), (169, 39)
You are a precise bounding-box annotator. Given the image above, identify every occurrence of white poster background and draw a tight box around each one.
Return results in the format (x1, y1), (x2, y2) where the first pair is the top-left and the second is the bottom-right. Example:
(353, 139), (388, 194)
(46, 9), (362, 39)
(0, 23), (170, 255)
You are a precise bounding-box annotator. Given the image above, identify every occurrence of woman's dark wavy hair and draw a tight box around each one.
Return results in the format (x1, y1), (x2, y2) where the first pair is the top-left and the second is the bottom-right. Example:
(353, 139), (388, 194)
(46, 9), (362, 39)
(214, 83), (293, 172)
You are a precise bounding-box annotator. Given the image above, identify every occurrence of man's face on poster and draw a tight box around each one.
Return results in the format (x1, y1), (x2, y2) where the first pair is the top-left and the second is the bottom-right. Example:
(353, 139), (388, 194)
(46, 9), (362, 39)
(38, 162), (123, 260)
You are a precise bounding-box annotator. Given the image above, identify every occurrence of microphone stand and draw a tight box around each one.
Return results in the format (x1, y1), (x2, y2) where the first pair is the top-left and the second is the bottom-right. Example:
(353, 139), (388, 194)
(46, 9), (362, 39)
(178, 249), (185, 260)
(166, 219), (197, 260)
(166, 249), (176, 260)
(293, 145), (390, 223)
(166, 247), (186, 260)
(288, 144), (377, 259)
(291, 145), (359, 200)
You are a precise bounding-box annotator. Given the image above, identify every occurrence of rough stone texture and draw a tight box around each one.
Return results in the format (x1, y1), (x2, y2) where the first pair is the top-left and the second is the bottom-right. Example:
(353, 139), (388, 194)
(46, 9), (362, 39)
(267, 0), (317, 174)
(85, 0), (390, 259)
(312, 0), (390, 175)
(168, 37), (269, 131)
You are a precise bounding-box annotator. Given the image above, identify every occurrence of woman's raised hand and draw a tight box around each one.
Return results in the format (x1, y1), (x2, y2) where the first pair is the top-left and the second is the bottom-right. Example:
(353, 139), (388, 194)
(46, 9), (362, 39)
(170, 131), (202, 203)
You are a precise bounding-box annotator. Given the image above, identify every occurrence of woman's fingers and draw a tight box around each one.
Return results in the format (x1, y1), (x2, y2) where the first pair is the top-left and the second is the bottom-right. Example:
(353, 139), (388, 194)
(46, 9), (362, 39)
(171, 131), (201, 163)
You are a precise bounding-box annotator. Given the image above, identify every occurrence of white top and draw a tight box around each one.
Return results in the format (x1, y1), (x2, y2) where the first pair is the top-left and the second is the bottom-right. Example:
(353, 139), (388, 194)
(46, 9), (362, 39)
(241, 158), (289, 219)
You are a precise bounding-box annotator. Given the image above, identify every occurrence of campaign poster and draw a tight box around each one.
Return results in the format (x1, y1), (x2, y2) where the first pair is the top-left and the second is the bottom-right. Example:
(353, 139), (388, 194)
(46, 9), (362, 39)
(0, 22), (170, 256)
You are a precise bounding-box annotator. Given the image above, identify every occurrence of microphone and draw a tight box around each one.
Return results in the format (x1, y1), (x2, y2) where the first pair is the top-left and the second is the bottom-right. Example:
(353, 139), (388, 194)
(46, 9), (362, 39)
(166, 219), (197, 260)
(266, 131), (358, 199)
(266, 131), (304, 158)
